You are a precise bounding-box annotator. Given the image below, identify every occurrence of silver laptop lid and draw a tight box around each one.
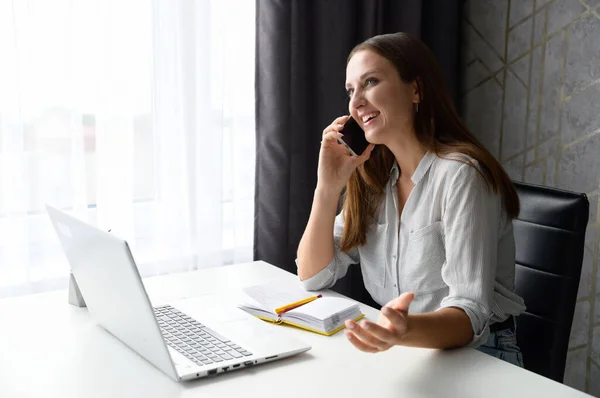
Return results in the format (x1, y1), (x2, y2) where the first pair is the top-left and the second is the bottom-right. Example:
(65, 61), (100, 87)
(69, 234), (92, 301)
(46, 205), (178, 380)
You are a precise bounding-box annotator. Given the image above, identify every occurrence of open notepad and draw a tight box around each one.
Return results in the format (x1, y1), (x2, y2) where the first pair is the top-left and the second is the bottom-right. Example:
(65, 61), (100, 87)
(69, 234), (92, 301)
(237, 280), (365, 336)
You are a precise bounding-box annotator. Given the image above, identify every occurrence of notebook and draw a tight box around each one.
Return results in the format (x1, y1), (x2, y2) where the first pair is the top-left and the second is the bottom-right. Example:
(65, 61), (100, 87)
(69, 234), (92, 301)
(237, 280), (365, 336)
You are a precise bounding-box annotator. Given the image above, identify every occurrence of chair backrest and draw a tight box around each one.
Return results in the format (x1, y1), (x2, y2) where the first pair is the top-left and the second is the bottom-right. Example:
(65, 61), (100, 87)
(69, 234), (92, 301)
(331, 263), (381, 310)
(513, 181), (589, 382)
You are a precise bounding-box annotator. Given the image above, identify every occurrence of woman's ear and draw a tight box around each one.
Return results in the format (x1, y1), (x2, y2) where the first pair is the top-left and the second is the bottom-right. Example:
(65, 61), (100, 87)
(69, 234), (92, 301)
(412, 78), (422, 103)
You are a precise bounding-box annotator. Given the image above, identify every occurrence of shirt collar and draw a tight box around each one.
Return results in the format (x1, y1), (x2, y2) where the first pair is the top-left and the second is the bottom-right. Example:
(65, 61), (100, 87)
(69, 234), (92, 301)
(389, 151), (437, 186)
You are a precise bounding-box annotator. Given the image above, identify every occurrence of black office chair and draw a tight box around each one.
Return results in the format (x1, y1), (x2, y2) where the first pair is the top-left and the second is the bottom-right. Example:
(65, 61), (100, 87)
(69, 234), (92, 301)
(331, 264), (381, 310)
(513, 181), (589, 382)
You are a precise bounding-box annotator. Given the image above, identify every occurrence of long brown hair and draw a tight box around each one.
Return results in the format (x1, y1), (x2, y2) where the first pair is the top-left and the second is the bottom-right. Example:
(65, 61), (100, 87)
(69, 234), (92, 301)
(340, 32), (519, 252)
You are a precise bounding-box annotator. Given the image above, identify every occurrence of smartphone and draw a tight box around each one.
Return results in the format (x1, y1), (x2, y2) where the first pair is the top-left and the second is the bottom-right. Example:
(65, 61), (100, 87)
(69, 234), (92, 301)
(338, 116), (369, 156)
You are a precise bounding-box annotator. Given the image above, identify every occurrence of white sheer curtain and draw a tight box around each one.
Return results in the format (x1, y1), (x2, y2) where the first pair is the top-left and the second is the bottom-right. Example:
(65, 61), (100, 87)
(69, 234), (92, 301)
(0, 0), (256, 297)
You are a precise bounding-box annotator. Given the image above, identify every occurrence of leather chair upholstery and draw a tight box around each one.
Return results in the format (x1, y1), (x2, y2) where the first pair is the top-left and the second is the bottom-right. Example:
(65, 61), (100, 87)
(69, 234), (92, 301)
(513, 181), (589, 382)
(332, 264), (381, 310)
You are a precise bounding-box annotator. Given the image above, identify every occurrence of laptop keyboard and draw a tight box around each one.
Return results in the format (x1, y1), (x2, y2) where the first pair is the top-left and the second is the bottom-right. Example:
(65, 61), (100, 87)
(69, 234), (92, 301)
(154, 305), (252, 366)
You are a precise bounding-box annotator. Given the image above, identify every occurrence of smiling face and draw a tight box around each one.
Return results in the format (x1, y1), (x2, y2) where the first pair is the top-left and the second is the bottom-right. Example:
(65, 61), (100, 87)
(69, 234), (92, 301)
(345, 49), (419, 146)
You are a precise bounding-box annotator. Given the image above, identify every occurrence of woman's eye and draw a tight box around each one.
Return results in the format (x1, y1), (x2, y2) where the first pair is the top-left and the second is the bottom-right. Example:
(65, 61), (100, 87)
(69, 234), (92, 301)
(365, 77), (378, 86)
(346, 88), (354, 97)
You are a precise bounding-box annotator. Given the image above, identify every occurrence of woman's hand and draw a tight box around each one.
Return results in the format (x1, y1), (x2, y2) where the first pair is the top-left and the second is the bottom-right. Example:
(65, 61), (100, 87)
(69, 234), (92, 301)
(317, 115), (375, 195)
(344, 292), (414, 353)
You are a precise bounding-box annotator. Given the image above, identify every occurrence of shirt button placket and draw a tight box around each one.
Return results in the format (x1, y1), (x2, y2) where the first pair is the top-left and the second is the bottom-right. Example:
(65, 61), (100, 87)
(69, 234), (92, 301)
(392, 251), (399, 294)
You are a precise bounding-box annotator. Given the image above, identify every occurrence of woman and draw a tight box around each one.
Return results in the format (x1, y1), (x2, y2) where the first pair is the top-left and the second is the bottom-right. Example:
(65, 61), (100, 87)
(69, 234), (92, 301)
(296, 32), (526, 366)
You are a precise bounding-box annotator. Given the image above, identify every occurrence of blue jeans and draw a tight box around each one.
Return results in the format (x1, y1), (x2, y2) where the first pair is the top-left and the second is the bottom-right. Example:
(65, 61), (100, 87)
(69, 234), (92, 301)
(475, 326), (524, 367)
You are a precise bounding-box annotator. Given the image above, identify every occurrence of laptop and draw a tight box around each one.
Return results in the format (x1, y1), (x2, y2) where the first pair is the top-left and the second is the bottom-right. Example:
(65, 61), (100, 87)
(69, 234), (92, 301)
(46, 205), (311, 381)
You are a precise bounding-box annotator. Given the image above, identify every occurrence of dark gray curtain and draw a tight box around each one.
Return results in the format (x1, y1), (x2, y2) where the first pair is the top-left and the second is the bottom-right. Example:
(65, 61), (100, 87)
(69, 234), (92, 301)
(254, 0), (462, 306)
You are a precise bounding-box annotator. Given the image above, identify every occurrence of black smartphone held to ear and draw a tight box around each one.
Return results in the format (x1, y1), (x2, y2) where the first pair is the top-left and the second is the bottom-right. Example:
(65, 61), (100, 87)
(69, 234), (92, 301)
(338, 116), (369, 156)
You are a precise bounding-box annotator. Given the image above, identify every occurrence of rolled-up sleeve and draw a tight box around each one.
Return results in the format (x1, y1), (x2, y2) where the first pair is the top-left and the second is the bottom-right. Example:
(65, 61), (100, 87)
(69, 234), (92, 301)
(296, 211), (360, 291)
(437, 162), (501, 347)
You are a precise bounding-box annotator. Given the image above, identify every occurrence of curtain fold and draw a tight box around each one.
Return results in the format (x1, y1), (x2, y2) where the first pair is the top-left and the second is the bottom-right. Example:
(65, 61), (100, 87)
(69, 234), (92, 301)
(255, 0), (462, 304)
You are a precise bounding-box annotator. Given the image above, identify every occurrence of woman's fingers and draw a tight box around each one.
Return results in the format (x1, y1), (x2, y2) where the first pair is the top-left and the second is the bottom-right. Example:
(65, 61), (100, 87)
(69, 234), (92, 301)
(350, 143), (375, 165)
(345, 330), (379, 353)
(321, 130), (344, 147)
(360, 143), (376, 160)
(345, 320), (388, 351)
(322, 115), (350, 137)
(322, 124), (344, 137)
(334, 114), (350, 125)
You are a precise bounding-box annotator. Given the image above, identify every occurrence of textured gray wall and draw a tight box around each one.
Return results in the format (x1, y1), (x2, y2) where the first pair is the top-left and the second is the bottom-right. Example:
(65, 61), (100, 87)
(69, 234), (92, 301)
(461, 0), (600, 395)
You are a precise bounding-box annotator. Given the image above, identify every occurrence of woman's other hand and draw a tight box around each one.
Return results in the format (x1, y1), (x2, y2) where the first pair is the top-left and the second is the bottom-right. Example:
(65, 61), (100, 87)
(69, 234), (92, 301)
(344, 292), (414, 352)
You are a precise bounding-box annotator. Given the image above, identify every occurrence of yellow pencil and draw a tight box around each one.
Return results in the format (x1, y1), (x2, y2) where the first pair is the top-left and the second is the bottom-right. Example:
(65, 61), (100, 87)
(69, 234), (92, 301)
(275, 294), (322, 315)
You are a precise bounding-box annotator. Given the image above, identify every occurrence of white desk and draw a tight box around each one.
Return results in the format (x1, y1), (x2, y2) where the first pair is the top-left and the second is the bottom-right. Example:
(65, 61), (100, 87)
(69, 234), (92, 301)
(0, 261), (591, 398)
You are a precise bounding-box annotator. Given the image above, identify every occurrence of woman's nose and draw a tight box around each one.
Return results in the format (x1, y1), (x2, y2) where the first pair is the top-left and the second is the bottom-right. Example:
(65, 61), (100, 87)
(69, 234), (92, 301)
(349, 91), (365, 111)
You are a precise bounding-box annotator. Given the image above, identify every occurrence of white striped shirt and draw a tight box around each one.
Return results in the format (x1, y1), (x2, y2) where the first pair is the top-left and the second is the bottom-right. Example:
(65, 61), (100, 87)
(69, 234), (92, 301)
(299, 151), (526, 347)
